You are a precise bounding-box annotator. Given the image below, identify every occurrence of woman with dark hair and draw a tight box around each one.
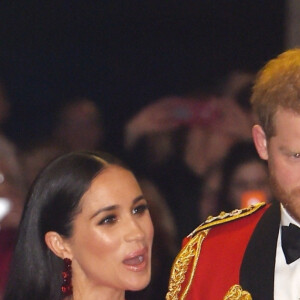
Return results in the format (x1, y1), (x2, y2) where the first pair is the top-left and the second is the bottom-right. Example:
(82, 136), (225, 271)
(4, 151), (154, 300)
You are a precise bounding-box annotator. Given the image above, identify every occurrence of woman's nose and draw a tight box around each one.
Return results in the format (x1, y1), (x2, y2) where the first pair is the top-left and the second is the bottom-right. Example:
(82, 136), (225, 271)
(124, 217), (145, 242)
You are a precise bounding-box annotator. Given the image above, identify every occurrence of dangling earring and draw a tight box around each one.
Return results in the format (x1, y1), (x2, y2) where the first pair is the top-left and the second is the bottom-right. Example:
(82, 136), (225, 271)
(61, 258), (73, 296)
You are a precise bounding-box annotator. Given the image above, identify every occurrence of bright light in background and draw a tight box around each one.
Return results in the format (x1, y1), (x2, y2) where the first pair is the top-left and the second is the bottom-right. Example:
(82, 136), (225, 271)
(0, 197), (11, 222)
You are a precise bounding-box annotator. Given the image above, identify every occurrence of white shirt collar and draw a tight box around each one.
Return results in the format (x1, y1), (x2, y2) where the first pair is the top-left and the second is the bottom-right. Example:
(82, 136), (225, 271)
(280, 204), (300, 227)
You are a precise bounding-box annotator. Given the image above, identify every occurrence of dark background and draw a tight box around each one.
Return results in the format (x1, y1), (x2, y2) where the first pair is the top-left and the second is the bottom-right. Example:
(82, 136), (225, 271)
(0, 0), (285, 153)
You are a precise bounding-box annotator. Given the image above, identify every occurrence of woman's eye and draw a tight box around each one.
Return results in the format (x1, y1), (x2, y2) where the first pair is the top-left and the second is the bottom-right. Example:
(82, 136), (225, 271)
(98, 214), (117, 225)
(132, 204), (149, 215)
(293, 153), (300, 158)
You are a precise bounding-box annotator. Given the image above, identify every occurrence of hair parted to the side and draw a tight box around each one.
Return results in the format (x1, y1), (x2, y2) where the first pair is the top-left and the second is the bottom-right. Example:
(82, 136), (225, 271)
(251, 48), (300, 139)
(4, 151), (124, 300)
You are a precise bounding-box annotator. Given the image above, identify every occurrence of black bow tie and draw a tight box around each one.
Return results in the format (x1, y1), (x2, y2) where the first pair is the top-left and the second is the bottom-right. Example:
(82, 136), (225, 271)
(281, 223), (300, 264)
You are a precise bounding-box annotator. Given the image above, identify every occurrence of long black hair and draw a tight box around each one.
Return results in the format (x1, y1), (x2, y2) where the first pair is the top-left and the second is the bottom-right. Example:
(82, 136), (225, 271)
(4, 151), (122, 300)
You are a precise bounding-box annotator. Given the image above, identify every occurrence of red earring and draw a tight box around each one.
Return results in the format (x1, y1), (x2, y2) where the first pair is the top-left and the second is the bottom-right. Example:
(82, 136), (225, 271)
(61, 258), (73, 296)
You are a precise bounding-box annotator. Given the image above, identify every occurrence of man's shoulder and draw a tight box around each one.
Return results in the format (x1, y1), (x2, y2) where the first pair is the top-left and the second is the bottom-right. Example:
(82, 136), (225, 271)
(167, 202), (269, 300)
(189, 202), (268, 238)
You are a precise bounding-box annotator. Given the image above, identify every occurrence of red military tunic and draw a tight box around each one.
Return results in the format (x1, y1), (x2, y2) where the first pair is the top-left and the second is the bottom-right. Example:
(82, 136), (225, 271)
(167, 202), (269, 300)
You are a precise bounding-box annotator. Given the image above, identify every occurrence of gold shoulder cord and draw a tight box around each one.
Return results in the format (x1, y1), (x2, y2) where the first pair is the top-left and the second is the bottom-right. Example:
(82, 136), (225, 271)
(224, 284), (252, 300)
(166, 229), (210, 300)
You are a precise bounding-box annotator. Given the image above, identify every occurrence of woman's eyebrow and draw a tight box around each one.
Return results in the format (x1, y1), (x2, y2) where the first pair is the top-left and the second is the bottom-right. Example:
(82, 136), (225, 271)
(90, 195), (146, 219)
(90, 205), (118, 219)
(133, 195), (146, 204)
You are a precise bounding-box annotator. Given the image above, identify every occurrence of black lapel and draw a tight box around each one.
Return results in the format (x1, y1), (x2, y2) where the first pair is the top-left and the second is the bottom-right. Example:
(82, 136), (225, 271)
(240, 201), (280, 300)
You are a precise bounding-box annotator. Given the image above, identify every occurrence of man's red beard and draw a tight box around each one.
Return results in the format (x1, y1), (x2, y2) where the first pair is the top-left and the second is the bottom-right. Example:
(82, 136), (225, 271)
(269, 172), (289, 205)
(269, 171), (300, 219)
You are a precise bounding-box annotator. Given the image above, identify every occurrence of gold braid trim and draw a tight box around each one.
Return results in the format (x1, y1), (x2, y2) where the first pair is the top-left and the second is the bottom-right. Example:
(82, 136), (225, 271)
(224, 285), (252, 300)
(190, 202), (266, 237)
(166, 229), (209, 300)
(166, 202), (265, 300)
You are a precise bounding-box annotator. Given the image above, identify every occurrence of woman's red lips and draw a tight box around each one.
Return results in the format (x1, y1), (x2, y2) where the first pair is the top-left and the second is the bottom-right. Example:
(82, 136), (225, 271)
(123, 255), (144, 265)
(123, 248), (148, 271)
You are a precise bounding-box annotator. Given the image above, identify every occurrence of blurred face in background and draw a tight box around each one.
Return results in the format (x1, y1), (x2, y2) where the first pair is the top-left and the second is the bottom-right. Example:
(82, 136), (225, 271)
(198, 166), (222, 221)
(228, 160), (271, 208)
(56, 99), (104, 151)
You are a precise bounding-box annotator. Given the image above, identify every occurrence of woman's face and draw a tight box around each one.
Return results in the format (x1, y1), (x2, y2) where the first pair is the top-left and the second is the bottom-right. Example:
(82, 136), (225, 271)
(64, 165), (154, 294)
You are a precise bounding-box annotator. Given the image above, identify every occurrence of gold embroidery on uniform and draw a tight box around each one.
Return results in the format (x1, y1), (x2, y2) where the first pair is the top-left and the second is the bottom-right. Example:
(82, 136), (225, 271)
(166, 229), (209, 300)
(190, 202), (266, 237)
(224, 284), (252, 300)
(166, 202), (265, 300)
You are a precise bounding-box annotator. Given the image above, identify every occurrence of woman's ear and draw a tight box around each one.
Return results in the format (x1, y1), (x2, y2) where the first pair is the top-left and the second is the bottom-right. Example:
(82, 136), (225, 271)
(252, 124), (268, 160)
(45, 231), (72, 259)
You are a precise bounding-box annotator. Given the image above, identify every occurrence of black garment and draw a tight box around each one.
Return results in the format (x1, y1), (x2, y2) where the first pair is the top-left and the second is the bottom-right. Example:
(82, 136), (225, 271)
(281, 223), (300, 264)
(240, 201), (280, 300)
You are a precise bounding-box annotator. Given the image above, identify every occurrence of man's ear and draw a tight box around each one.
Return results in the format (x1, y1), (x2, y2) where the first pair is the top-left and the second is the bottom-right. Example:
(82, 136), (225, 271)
(45, 231), (72, 259)
(252, 124), (268, 160)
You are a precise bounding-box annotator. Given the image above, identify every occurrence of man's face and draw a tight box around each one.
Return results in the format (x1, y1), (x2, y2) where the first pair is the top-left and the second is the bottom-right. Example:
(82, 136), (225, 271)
(253, 107), (300, 222)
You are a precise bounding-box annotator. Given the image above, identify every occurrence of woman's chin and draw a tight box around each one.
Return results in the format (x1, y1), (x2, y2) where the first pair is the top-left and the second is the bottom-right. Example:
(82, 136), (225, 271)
(125, 275), (151, 292)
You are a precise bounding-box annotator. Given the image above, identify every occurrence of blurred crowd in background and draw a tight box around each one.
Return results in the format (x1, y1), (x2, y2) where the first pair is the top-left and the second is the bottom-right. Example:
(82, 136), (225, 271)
(0, 69), (274, 299)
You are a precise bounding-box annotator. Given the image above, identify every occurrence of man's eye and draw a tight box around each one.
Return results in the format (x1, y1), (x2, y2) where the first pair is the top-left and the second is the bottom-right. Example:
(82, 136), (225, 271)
(293, 153), (300, 158)
(133, 204), (149, 215)
(98, 215), (117, 225)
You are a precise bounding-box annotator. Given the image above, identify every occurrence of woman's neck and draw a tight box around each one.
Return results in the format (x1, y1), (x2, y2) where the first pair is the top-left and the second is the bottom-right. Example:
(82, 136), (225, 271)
(65, 289), (125, 300)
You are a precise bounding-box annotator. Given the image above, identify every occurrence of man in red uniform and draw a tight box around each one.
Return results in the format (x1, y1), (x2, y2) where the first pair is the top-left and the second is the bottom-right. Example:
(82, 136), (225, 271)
(167, 48), (300, 300)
